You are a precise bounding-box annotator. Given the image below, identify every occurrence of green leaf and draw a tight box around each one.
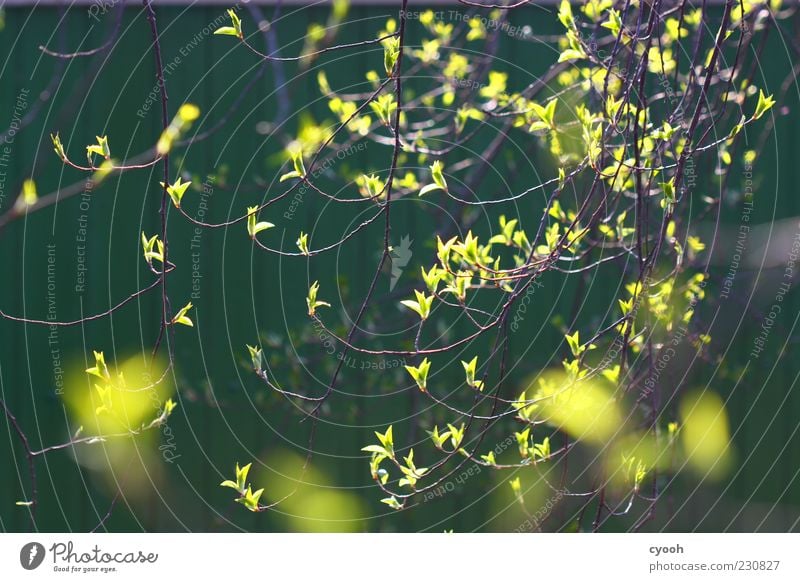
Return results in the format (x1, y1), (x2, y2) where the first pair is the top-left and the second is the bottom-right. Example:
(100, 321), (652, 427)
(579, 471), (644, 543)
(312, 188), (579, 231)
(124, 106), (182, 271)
(557, 0), (574, 29)
(446, 423), (465, 450)
(601, 365), (620, 384)
(361, 444), (389, 456)
(558, 48), (586, 63)
(178, 103), (200, 123)
(461, 356), (483, 390)
(404, 358), (432, 392)
(515, 427), (531, 458)
(660, 178), (676, 209)
(85, 350), (109, 381)
(374, 426), (394, 458)
(429, 425), (451, 449)
(419, 183), (441, 197)
(50, 132), (66, 161)
(161, 177), (191, 208)
(531, 100), (557, 127)
(296, 232), (310, 255)
(400, 289), (434, 320)
(383, 36), (400, 76)
(565, 330), (582, 357)
(420, 161), (448, 196)
(430, 160), (447, 189)
(213, 26), (238, 37)
(214, 9), (243, 38)
(236, 462), (252, 490)
(528, 120), (551, 134)
(381, 496), (402, 510)
(141, 232), (164, 266)
(306, 281), (331, 316)
(236, 485), (264, 512)
(19, 178), (37, 207)
(753, 89), (776, 120)
(357, 174), (386, 199)
(86, 135), (110, 163)
(421, 265), (442, 293)
(94, 384), (113, 416)
(157, 104), (201, 154)
(162, 398), (177, 418)
(171, 302), (194, 327)
(532, 436), (551, 462)
(368, 93), (397, 125)
(247, 344), (263, 372)
(601, 9), (622, 37)
(280, 149), (307, 182)
(279, 170), (302, 183)
(317, 70), (331, 94)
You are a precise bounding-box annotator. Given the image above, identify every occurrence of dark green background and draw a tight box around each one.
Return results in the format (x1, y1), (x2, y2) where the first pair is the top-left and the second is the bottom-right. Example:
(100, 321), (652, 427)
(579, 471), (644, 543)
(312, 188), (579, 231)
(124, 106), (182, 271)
(0, 3), (798, 532)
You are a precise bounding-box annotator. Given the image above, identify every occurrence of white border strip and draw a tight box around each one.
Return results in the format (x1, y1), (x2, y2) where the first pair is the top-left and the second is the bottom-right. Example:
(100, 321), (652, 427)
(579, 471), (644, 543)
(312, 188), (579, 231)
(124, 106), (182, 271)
(1, 533), (800, 581)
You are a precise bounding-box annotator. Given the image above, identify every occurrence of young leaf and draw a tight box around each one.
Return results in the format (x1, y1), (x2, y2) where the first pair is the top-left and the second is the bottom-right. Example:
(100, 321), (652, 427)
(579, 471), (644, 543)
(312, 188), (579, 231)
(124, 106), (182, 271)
(419, 161), (448, 196)
(515, 427), (531, 458)
(429, 425), (451, 449)
(94, 384), (113, 416)
(296, 232), (310, 255)
(141, 232), (164, 266)
(236, 462), (251, 491)
(247, 206), (275, 238)
(171, 302), (194, 327)
(369, 93), (397, 126)
(178, 103), (200, 123)
(214, 8), (243, 38)
(480, 451), (497, 465)
(247, 344), (263, 372)
(306, 281), (331, 316)
(405, 358), (432, 392)
(400, 289), (434, 320)
(361, 444), (390, 456)
(16, 178), (37, 209)
(509, 477), (522, 499)
(162, 398), (177, 418)
(50, 132), (66, 161)
(660, 178), (676, 209)
(86, 135), (110, 164)
(461, 356), (483, 390)
(161, 177), (191, 208)
(383, 36), (400, 76)
(280, 149), (307, 182)
(357, 174), (385, 199)
(557, 0), (574, 29)
(532, 437), (550, 462)
(753, 89), (776, 120)
(565, 330), (582, 357)
(85, 350), (110, 381)
(381, 496), (403, 510)
(446, 422), (465, 450)
(374, 425), (395, 458)
(236, 486), (264, 512)
(157, 104), (201, 155)
(421, 265), (442, 294)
